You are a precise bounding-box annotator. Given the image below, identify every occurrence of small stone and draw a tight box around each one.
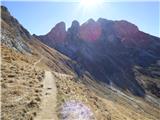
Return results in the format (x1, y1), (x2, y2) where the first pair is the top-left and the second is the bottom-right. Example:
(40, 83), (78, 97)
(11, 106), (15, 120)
(35, 97), (41, 102)
(8, 74), (15, 77)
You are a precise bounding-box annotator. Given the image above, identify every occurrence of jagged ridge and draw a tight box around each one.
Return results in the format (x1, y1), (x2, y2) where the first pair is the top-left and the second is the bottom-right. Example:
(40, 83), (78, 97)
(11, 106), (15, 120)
(36, 18), (160, 97)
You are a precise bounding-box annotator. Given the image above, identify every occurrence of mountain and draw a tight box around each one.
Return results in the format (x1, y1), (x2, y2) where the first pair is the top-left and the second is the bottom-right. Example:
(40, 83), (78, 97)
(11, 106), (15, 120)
(1, 5), (160, 120)
(36, 18), (160, 98)
(1, 6), (78, 120)
(1, 6), (32, 53)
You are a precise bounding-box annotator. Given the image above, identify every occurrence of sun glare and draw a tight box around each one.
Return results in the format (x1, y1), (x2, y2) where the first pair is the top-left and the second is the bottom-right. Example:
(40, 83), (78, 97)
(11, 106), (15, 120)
(80, 0), (104, 9)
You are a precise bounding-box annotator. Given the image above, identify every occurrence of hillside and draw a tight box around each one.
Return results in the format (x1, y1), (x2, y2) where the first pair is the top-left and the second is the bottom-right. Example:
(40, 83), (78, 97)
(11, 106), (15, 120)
(36, 18), (160, 98)
(1, 5), (160, 120)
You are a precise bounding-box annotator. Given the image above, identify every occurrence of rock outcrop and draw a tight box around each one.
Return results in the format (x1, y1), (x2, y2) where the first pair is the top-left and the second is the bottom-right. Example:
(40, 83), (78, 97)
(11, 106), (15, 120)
(37, 18), (160, 97)
(1, 6), (31, 53)
(1, 5), (160, 120)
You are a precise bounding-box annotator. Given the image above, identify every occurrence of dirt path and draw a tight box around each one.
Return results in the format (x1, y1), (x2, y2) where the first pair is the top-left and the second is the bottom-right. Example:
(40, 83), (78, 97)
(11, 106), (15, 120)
(34, 71), (58, 120)
(30, 57), (43, 70)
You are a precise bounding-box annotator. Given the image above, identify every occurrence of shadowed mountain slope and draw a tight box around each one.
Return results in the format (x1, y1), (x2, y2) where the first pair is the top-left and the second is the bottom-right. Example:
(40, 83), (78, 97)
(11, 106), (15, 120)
(1, 5), (160, 120)
(36, 17), (160, 97)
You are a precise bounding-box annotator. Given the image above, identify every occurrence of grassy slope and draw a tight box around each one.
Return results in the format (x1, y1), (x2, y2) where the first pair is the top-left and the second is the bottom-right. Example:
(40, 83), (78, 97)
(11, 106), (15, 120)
(1, 45), (45, 120)
(1, 6), (160, 120)
(2, 39), (159, 120)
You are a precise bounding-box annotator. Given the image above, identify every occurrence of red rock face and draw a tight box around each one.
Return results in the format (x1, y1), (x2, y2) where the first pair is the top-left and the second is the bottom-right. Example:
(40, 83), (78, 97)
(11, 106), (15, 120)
(79, 20), (101, 42)
(47, 22), (67, 42)
(37, 18), (160, 97)
(113, 21), (151, 47)
(114, 20), (139, 37)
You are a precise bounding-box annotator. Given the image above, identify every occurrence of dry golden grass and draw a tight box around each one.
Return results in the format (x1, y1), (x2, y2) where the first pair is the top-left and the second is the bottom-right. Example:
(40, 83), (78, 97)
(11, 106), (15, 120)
(29, 38), (76, 75)
(54, 73), (111, 120)
(1, 6), (160, 120)
(1, 45), (45, 120)
(82, 75), (160, 120)
(1, 42), (159, 120)
(54, 71), (160, 120)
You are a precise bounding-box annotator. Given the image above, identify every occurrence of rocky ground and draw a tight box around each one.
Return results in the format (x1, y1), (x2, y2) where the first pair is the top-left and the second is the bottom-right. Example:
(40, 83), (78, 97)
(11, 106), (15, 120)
(54, 71), (160, 120)
(1, 45), (45, 120)
(1, 44), (159, 120)
(1, 5), (160, 120)
(54, 72), (111, 120)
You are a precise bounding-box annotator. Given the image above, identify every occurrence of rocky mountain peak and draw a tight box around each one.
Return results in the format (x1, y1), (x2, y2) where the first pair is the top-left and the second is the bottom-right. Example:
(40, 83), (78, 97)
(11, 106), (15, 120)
(1, 6), (8, 13)
(67, 20), (80, 42)
(79, 19), (101, 41)
(68, 20), (80, 35)
(97, 18), (111, 23)
(86, 18), (96, 23)
(1, 5), (31, 53)
(2, 5), (160, 120)
(37, 17), (160, 97)
(47, 21), (67, 42)
(49, 22), (66, 34)
(113, 20), (139, 36)
(71, 20), (80, 28)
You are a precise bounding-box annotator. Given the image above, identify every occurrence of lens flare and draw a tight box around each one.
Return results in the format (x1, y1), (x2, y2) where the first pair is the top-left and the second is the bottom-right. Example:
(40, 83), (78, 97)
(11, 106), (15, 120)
(61, 100), (94, 120)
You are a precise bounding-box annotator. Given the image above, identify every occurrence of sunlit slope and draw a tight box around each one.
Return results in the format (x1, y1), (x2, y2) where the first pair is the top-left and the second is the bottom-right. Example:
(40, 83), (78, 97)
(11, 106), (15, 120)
(1, 5), (160, 120)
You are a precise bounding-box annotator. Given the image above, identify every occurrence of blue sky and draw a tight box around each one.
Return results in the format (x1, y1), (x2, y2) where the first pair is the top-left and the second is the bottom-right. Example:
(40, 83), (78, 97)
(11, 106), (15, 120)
(1, 1), (160, 37)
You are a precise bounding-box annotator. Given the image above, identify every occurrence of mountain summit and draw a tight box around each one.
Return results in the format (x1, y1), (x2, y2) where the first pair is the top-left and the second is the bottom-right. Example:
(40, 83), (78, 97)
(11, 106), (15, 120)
(36, 18), (160, 97)
(1, 5), (160, 120)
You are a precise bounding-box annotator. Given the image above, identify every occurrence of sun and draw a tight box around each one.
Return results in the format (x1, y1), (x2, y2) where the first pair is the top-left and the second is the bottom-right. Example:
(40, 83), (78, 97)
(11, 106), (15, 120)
(80, 0), (103, 9)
